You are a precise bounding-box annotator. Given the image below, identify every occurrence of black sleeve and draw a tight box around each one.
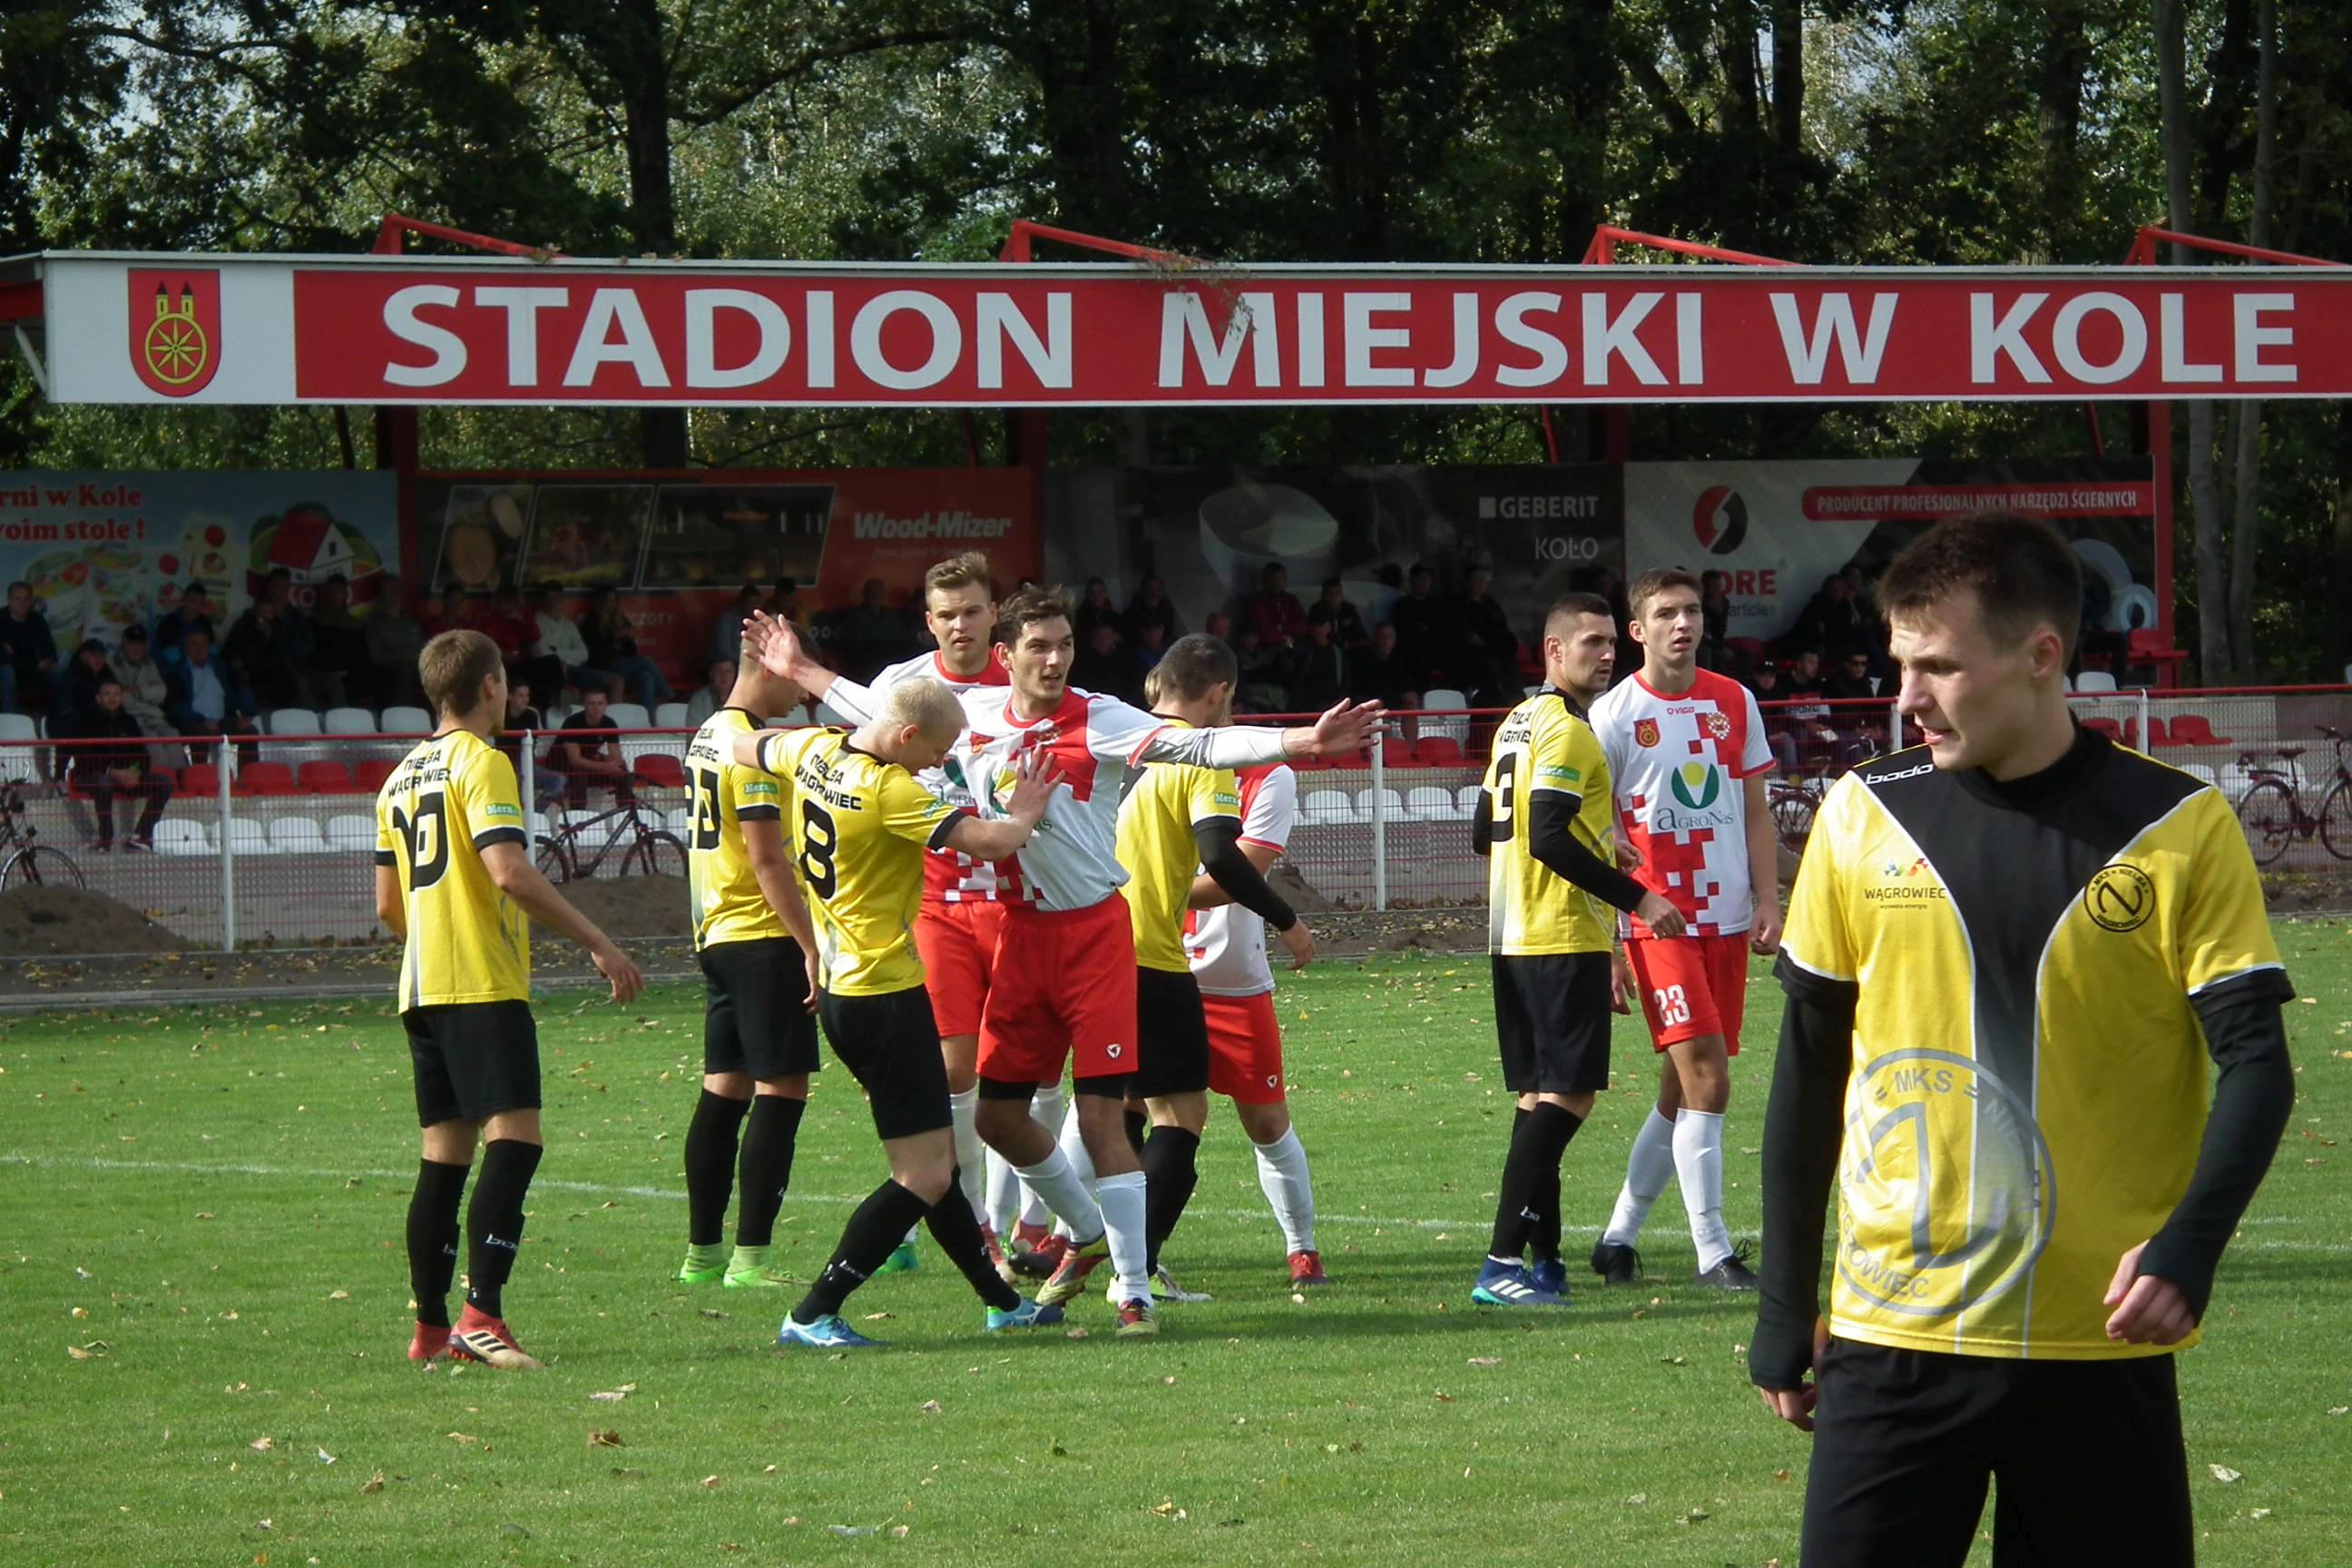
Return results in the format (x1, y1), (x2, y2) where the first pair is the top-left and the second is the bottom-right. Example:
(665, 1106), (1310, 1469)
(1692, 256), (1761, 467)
(1750, 968), (1857, 1391)
(1471, 787), (1493, 857)
(1526, 791), (1647, 914)
(1194, 816), (1298, 932)
(2133, 983), (2298, 1320)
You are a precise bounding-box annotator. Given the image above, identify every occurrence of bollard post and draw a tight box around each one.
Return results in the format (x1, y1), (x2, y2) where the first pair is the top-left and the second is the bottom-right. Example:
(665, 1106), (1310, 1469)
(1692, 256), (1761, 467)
(218, 747), (235, 953)
(1370, 734), (1389, 912)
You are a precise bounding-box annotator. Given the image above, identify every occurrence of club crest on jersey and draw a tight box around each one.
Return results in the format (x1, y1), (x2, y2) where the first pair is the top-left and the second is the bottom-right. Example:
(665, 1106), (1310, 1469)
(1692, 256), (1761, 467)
(1633, 718), (1661, 749)
(1667, 761), (1720, 810)
(2083, 863), (2155, 933)
(1702, 710), (1731, 740)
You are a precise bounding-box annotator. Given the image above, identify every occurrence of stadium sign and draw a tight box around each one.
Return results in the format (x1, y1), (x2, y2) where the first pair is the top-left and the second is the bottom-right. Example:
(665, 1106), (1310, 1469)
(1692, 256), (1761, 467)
(9, 251), (2352, 407)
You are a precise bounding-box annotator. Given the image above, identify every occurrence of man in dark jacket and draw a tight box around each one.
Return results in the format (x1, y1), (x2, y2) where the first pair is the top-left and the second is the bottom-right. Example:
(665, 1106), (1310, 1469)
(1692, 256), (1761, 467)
(60, 676), (174, 849)
(1, 580), (58, 714)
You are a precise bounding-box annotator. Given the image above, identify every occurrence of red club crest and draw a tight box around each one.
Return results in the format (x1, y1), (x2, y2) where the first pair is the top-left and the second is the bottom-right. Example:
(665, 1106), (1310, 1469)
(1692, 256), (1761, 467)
(1633, 717), (1661, 749)
(129, 269), (222, 397)
(1702, 710), (1731, 740)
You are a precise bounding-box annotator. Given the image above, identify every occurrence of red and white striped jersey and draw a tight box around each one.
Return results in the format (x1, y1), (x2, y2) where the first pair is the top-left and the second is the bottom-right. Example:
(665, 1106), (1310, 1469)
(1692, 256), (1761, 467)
(1186, 764), (1297, 998)
(1589, 668), (1774, 937)
(866, 650), (1011, 904)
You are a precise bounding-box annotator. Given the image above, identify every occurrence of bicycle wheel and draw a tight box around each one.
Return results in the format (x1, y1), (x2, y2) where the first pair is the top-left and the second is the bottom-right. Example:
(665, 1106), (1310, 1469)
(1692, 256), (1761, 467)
(2318, 779), (2352, 861)
(534, 834), (576, 883)
(622, 830), (687, 880)
(2234, 778), (2297, 867)
(1, 843), (85, 891)
(1769, 789), (1817, 854)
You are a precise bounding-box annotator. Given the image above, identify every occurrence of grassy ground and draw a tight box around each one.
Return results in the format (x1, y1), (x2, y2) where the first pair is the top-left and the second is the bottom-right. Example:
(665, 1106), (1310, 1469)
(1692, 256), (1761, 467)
(1, 929), (2347, 1568)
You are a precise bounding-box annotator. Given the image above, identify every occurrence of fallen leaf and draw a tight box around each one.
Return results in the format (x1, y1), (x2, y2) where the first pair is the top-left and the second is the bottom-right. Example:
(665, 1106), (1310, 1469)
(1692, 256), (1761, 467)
(889, 1525), (910, 1539)
(2328, 1406), (2348, 1417)
(65, 1344), (97, 1361)
(328, 1290), (349, 1302)
(1466, 1357), (1501, 1367)
(588, 1384), (635, 1403)
(2210, 1465), (2242, 1484)
(1433, 1391), (1455, 1403)
(698, 1308), (726, 1320)
(588, 1430), (623, 1448)
(69, 1307), (87, 1319)
(315, 1448), (336, 1465)
(862, 1312), (893, 1322)
(920, 1399), (943, 1414)
(249, 1436), (275, 1452)
(446, 1432), (478, 1446)
(2250, 1508), (2273, 1521)
(1624, 1494), (1648, 1507)
(359, 1475), (384, 1495)
(499, 1524), (530, 1539)
(1065, 1328), (1089, 1341)
(700, 1475), (721, 1490)
(828, 1525), (875, 1538)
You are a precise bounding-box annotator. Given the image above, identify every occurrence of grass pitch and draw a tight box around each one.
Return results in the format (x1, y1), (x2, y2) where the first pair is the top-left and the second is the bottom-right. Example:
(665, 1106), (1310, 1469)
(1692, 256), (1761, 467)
(2, 931), (2347, 1567)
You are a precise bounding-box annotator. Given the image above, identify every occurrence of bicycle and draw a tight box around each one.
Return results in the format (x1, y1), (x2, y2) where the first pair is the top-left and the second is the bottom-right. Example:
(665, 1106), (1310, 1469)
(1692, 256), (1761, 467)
(0, 780), (86, 891)
(533, 789), (687, 883)
(1766, 768), (1832, 854)
(2232, 725), (2352, 867)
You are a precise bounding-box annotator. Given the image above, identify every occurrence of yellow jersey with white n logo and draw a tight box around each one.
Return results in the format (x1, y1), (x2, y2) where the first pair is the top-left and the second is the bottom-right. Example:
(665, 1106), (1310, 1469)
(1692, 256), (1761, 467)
(753, 727), (967, 996)
(1777, 733), (2290, 1361)
(374, 729), (531, 1010)
(1115, 718), (1242, 974)
(683, 707), (789, 950)
(1480, 688), (1619, 956)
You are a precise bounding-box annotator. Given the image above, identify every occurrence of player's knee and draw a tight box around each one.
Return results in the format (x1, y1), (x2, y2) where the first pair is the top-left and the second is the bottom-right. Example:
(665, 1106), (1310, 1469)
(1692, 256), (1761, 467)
(751, 1076), (807, 1101)
(703, 1072), (753, 1099)
(1238, 1102), (1290, 1144)
(900, 1164), (953, 1204)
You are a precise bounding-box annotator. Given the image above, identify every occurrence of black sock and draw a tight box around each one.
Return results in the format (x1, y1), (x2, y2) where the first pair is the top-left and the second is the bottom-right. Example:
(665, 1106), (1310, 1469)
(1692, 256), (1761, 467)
(734, 1093), (805, 1249)
(463, 1140), (543, 1319)
(924, 1175), (1021, 1312)
(1123, 1107), (1149, 1158)
(407, 1158), (468, 1328)
(793, 1180), (929, 1324)
(683, 1090), (750, 1248)
(1488, 1103), (1581, 1262)
(1141, 1126), (1203, 1274)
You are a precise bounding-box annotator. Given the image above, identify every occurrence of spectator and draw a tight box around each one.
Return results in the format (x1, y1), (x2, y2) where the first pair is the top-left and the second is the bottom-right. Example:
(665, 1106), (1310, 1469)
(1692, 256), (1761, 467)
(1823, 647), (1878, 702)
(419, 586), (465, 640)
(1234, 628), (1289, 713)
(1821, 645), (1887, 758)
(1074, 578), (1123, 642)
(1, 579), (58, 713)
(1306, 579), (1367, 649)
(555, 689), (636, 808)
(683, 657), (737, 726)
(1124, 574), (1181, 643)
(59, 677), (173, 851)
(1132, 620), (1170, 671)
(1779, 647), (1844, 768)
(1794, 571), (1867, 659)
(309, 573), (371, 704)
(497, 681), (567, 811)
(225, 593), (332, 710)
(53, 638), (114, 728)
(260, 565), (333, 700)
(529, 583), (617, 702)
(107, 625), (174, 740)
(1289, 616), (1349, 712)
(1745, 660), (1802, 773)
(582, 586), (674, 710)
(764, 576), (808, 631)
(1699, 569), (1732, 671)
(838, 577), (908, 681)
(1247, 563), (1309, 650)
(1202, 611), (1235, 645)
(165, 626), (261, 759)
(1352, 622), (1422, 711)
(363, 574), (429, 709)
(1459, 566), (1519, 705)
(152, 583), (217, 660)
(1388, 564), (1456, 685)
(1070, 622), (1130, 697)
(706, 585), (762, 668)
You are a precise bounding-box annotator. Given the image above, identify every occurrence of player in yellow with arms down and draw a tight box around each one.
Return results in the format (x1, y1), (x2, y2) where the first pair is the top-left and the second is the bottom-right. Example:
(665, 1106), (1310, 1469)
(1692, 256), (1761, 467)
(376, 630), (645, 1369)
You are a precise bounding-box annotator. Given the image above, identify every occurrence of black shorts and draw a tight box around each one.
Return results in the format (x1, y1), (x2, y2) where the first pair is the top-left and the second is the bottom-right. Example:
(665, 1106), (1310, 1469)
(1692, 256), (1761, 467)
(1491, 951), (1611, 1094)
(1132, 966), (1210, 1099)
(699, 937), (820, 1081)
(405, 1000), (540, 1128)
(817, 985), (953, 1142)
(1803, 1338), (2190, 1568)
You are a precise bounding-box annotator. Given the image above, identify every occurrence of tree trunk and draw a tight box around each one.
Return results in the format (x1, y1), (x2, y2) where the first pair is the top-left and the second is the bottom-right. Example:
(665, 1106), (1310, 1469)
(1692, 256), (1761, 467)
(2156, 0), (2230, 683)
(2329, 402), (2352, 683)
(617, 0), (688, 470)
(2224, 0), (2277, 678)
(1769, 0), (1803, 152)
(2034, 1), (2089, 260)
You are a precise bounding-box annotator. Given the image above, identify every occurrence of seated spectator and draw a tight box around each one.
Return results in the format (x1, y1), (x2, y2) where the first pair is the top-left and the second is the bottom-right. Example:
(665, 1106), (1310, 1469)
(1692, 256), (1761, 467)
(1698, 569), (1731, 671)
(60, 677), (174, 851)
(1124, 574), (1181, 644)
(1794, 572), (1867, 660)
(260, 564), (340, 705)
(1, 579), (59, 714)
(707, 585), (762, 669)
(1289, 616), (1349, 713)
(1459, 566), (1519, 706)
(53, 638), (114, 729)
(1823, 648), (1878, 702)
(1388, 564), (1456, 686)
(165, 626), (261, 760)
(310, 573), (372, 703)
(838, 577), (909, 681)
(107, 625), (174, 740)
(497, 681), (567, 811)
(1202, 611), (1235, 646)
(1779, 647), (1845, 769)
(1070, 623), (1130, 698)
(1352, 622), (1423, 712)
(684, 657), (736, 727)
(152, 582), (218, 661)
(419, 586), (465, 640)
(362, 573), (426, 708)
(555, 689), (636, 808)
(582, 586), (674, 710)
(1306, 579), (1367, 649)
(481, 584), (564, 704)
(1132, 621), (1170, 671)
(1231, 629), (1287, 713)
(1074, 578), (1122, 642)
(529, 582), (616, 703)
(1821, 646), (1886, 758)
(1744, 660), (1801, 773)
(764, 576), (809, 631)
(226, 587), (339, 710)
(1247, 563), (1308, 650)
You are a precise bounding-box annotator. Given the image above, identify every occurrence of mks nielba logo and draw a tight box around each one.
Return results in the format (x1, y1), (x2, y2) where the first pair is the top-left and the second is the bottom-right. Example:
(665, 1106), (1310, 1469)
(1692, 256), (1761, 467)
(129, 270), (222, 397)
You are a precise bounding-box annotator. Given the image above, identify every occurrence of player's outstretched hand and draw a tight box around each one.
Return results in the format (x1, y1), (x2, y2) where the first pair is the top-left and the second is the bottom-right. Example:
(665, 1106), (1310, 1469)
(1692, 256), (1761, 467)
(1609, 949), (1634, 1014)
(593, 941), (646, 1005)
(1755, 1314), (1832, 1433)
(2102, 1241), (2198, 1346)
(1300, 699), (1385, 760)
(1279, 918), (1316, 972)
(1635, 890), (1687, 939)
(741, 610), (804, 681)
(1005, 747), (1065, 825)
(1750, 902), (1783, 956)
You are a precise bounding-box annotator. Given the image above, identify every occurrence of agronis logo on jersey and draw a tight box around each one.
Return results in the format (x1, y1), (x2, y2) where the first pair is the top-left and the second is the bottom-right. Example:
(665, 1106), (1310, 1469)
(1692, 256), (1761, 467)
(1666, 760), (1720, 810)
(1650, 760), (1734, 834)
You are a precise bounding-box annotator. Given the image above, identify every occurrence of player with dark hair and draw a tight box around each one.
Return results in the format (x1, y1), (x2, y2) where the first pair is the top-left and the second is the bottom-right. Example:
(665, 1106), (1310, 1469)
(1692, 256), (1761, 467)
(1754, 511), (2296, 1564)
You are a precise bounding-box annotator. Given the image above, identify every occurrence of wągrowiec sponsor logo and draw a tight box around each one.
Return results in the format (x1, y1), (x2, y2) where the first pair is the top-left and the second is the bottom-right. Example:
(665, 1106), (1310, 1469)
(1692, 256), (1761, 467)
(850, 510), (1015, 540)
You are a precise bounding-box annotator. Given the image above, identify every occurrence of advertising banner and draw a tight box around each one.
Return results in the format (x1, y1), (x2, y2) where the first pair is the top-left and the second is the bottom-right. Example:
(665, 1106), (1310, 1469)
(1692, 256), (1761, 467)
(1624, 456), (2160, 644)
(25, 251), (2352, 407)
(0, 470), (398, 651)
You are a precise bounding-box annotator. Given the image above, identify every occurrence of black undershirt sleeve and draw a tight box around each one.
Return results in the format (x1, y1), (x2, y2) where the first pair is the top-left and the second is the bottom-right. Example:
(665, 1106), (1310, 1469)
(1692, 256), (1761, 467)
(2134, 983), (2297, 1320)
(1750, 967), (1857, 1392)
(1194, 817), (1298, 932)
(1471, 789), (1493, 857)
(1526, 792), (1647, 914)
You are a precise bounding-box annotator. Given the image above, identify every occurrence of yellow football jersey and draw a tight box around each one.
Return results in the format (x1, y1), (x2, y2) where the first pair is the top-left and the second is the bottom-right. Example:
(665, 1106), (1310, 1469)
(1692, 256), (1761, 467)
(1778, 739), (2291, 1361)
(375, 729), (531, 1010)
(754, 727), (966, 996)
(1481, 689), (1619, 955)
(1115, 719), (1242, 974)
(684, 708), (789, 949)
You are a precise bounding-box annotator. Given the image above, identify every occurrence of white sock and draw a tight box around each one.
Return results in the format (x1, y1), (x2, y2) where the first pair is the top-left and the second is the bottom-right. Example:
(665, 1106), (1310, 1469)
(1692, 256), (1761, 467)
(1051, 1099), (1095, 1240)
(1252, 1127), (1317, 1255)
(1673, 1110), (1732, 1271)
(1603, 1109), (1681, 1249)
(1095, 1170), (1150, 1303)
(1014, 1147), (1103, 1242)
(1020, 1081), (1065, 1230)
(948, 1087), (985, 1215)
(984, 1147), (1023, 1236)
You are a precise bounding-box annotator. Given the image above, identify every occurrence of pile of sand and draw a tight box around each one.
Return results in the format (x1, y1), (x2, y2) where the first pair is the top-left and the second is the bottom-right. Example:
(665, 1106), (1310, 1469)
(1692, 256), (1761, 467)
(558, 873), (695, 941)
(0, 884), (191, 956)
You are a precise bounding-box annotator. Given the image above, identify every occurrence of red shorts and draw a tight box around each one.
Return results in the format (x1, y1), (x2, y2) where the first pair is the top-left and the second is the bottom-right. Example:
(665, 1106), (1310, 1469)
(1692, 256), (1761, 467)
(976, 896), (1139, 1085)
(915, 898), (1006, 1038)
(1203, 991), (1286, 1105)
(1626, 933), (1753, 1053)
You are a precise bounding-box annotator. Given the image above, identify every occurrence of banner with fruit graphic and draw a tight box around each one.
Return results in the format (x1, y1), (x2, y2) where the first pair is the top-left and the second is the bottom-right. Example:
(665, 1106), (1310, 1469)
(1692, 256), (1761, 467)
(0, 470), (398, 652)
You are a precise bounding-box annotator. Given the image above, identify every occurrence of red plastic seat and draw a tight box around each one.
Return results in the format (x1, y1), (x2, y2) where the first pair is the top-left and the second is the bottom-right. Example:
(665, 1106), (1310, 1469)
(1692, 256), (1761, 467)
(181, 763), (222, 797)
(2142, 716), (2171, 747)
(2082, 718), (2124, 741)
(1380, 737), (1418, 769)
(632, 754), (687, 789)
(298, 760), (365, 795)
(2166, 714), (2233, 747)
(1416, 735), (1465, 766)
(237, 760), (299, 797)
(354, 759), (399, 791)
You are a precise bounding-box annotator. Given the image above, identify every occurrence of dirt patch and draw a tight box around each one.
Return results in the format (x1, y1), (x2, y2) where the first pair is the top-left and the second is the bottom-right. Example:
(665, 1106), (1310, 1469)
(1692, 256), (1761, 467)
(0, 885), (191, 956)
(557, 874), (696, 941)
